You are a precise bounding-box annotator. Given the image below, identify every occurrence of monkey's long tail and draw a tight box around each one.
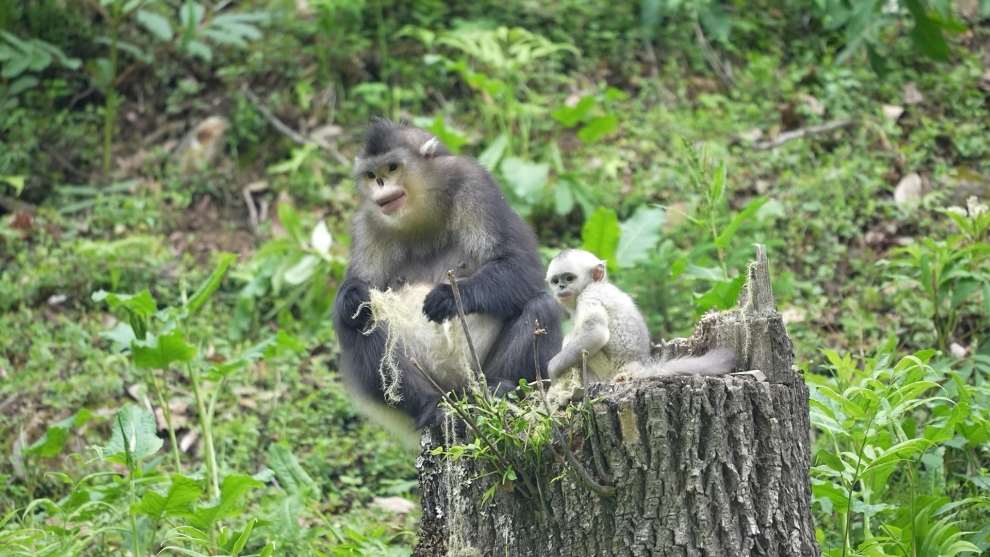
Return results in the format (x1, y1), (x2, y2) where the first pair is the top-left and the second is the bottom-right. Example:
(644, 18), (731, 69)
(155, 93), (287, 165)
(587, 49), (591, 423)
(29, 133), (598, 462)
(641, 347), (736, 377)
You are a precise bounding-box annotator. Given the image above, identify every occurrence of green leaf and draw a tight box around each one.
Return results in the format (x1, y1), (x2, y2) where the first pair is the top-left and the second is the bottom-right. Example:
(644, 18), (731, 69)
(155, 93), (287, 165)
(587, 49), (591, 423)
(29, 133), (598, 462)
(699, 1), (732, 42)
(864, 438), (931, 472)
(26, 409), (96, 457)
(815, 449), (846, 473)
(6, 76), (38, 97)
(131, 328), (197, 370)
(187, 253), (237, 316)
(189, 474), (265, 530)
(132, 474), (203, 521)
(615, 206), (665, 268)
(554, 179), (575, 216)
(950, 278), (980, 310)
(283, 254), (320, 286)
(580, 207), (621, 266)
(715, 197), (768, 249)
(550, 96), (596, 128)
(499, 157), (549, 202)
(640, 0), (665, 41)
(92, 289), (157, 318)
(904, 0), (949, 62)
(230, 518), (256, 554)
(179, 1), (206, 26)
(694, 275), (746, 315)
(278, 202), (307, 248)
(98, 404), (163, 466)
(478, 134), (508, 171)
(267, 444), (319, 498)
(866, 43), (887, 77)
(136, 9), (175, 42)
(577, 115), (618, 144)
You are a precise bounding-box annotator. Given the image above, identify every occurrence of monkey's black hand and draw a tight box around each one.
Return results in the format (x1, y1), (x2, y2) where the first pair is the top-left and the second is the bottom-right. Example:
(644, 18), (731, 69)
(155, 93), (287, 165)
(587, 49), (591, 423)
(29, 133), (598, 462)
(336, 278), (373, 331)
(422, 284), (458, 323)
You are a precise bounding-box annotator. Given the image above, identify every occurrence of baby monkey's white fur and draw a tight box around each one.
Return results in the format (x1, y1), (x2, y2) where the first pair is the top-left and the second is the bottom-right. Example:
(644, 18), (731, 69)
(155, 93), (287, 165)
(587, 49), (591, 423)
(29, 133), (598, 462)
(545, 249), (735, 386)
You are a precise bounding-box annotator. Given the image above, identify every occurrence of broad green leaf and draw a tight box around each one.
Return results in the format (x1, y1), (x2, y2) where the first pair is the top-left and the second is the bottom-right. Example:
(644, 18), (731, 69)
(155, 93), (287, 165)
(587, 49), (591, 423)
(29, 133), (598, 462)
(815, 449), (846, 473)
(277, 202), (307, 248)
(132, 474), (203, 521)
(864, 438), (931, 472)
(92, 289), (157, 318)
(478, 134), (508, 171)
(580, 207), (621, 266)
(715, 197), (768, 249)
(179, 1), (206, 26)
(550, 96), (596, 128)
(904, 0), (949, 61)
(950, 278), (980, 310)
(131, 328), (196, 370)
(26, 409), (96, 457)
(283, 254), (320, 285)
(187, 253), (237, 316)
(185, 39), (212, 61)
(189, 474), (265, 530)
(615, 206), (665, 268)
(231, 518), (257, 554)
(136, 10), (175, 42)
(640, 0), (665, 41)
(98, 404), (163, 466)
(499, 157), (549, 201)
(684, 264), (726, 281)
(693, 275), (746, 315)
(310, 220), (332, 257)
(0, 174), (27, 196)
(699, 1), (732, 41)
(577, 115), (618, 144)
(554, 179), (575, 216)
(268, 444), (318, 498)
(811, 479), (850, 513)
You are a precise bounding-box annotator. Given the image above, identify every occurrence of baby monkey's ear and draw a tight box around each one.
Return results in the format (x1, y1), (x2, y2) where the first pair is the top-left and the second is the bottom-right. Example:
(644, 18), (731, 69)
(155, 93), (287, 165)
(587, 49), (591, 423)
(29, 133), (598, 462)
(419, 137), (440, 159)
(591, 263), (606, 282)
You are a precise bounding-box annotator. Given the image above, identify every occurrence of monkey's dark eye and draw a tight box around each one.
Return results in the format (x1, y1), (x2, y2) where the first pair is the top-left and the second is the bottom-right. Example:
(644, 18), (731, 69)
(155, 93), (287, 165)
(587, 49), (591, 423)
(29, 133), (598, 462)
(388, 164), (398, 172)
(551, 278), (559, 285)
(366, 172), (375, 180)
(565, 275), (575, 283)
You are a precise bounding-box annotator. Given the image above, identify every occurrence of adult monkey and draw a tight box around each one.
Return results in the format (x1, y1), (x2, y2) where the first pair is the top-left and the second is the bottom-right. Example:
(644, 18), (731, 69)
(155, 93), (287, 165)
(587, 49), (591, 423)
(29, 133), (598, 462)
(332, 118), (563, 444)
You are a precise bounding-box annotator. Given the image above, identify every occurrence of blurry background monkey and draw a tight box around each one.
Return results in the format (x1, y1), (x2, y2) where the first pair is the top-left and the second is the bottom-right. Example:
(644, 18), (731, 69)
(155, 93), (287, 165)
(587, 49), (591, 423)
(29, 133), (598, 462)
(332, 118), (563, 446)
(545, 249), (735, 398)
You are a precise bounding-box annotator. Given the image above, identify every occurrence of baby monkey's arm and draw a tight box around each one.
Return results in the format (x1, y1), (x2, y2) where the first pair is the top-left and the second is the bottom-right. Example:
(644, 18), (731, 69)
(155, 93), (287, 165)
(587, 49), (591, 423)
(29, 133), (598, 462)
(547, 303), (610, 381)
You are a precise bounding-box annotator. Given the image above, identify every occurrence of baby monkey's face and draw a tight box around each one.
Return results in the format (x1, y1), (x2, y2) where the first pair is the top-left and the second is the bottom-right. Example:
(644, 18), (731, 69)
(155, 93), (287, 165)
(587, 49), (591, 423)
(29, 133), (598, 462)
(547, 272), (581, 311)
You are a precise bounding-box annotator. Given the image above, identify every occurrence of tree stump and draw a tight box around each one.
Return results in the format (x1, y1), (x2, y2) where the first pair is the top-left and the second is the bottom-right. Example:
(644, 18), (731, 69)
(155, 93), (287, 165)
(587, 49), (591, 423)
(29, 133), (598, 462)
(414, 245), (820, 557)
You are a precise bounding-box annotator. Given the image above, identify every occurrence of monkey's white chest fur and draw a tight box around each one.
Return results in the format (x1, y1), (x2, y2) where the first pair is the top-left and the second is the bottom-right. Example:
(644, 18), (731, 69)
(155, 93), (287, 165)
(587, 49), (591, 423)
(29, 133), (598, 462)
(366, 284), (503, 401)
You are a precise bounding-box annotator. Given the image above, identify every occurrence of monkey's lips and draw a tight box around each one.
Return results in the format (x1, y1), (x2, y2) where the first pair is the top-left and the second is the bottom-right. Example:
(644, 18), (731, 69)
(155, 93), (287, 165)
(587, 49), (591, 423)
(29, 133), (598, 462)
(376, 191), (407, 215)
(556, 292), (574, 301)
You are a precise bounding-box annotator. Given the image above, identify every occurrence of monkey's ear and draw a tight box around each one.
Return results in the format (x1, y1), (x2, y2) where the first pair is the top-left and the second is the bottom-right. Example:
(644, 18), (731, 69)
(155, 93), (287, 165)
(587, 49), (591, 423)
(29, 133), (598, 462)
(591, 263), (606, 282)
(419, 137), (441, 159)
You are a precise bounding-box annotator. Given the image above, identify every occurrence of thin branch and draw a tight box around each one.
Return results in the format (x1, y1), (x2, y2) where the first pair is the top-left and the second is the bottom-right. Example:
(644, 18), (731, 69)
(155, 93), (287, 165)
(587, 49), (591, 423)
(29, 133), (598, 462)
(408, 358), (524, 491)
(447, 270), (486, 390)
(532, 322), (615, 498)
(693, 22), (735, 90)
(40, 145), (89, 179)
(753, 118), (856, 151)
(242, 85), (350, 166)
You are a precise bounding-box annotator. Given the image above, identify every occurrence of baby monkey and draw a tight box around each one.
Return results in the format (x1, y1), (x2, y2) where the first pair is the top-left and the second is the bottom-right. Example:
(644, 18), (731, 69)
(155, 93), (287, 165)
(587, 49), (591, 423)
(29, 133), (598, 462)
(545, 249), (735, 389)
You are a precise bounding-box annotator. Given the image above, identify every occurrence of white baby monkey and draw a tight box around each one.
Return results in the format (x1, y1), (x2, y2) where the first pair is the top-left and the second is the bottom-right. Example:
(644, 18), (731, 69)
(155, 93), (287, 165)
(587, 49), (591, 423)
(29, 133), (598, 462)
(545, 249), (735, 389)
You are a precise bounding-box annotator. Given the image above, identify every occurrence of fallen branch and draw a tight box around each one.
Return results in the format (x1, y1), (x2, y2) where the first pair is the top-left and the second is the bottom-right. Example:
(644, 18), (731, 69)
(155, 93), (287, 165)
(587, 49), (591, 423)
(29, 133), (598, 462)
(242, 86), (350, 166)
(754, 118), (856, 150)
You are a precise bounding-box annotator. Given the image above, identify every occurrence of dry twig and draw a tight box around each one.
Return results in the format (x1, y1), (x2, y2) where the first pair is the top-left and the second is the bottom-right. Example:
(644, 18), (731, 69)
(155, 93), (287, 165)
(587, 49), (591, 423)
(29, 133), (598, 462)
(753, 118), (856, 151)
(242, 86), (350, 166)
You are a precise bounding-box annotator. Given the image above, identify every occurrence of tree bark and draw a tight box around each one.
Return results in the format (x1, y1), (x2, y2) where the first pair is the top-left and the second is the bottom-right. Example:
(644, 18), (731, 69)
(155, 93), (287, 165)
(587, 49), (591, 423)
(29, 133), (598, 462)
(414, 245), (820, 557)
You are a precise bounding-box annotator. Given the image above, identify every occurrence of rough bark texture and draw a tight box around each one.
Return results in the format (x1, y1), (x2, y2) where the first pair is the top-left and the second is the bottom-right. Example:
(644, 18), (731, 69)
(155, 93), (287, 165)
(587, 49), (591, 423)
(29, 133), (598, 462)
(414, 245), (820, 557)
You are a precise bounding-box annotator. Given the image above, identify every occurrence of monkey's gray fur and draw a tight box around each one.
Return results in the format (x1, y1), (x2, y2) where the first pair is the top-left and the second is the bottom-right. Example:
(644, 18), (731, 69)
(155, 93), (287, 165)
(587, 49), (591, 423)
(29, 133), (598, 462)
(545, 249), (735, 384)
(332, 118), (563, 444)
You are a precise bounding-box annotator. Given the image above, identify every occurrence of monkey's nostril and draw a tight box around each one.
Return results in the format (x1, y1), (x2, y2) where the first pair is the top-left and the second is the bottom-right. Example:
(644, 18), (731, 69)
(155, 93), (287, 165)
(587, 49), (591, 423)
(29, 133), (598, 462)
(377, 178), (384, 186)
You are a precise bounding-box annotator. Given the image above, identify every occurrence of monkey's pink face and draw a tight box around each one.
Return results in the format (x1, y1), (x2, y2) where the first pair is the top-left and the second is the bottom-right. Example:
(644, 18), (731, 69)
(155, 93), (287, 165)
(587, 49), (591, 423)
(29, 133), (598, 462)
(359, 162), (413, 218)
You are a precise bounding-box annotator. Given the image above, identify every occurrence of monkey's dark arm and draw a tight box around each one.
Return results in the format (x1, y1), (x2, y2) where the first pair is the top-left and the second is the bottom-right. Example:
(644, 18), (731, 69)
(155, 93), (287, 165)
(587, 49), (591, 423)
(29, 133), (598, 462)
(333, 272), (374, 331)
(548, 313), (610, 380)
(422, 251), (545, 322)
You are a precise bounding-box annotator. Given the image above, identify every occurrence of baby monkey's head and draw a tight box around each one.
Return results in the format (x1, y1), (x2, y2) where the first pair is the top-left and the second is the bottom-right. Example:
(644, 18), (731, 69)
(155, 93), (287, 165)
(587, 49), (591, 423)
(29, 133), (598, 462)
(353, 118), (452, 227)
(546, 249), (607, 312)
